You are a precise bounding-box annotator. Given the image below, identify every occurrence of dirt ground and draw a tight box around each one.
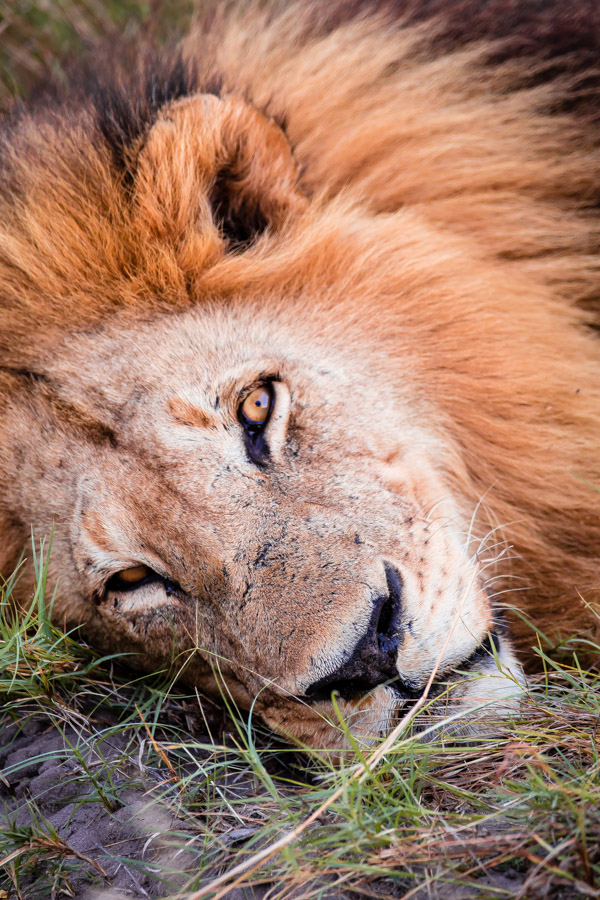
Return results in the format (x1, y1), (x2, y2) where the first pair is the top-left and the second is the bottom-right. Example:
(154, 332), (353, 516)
(0, 714), (363, 900)
(2, 715), (199, 898)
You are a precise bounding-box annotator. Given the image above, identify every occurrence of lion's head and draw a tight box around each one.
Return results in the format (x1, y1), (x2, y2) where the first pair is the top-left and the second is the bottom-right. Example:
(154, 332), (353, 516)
(1, 3), (599, 749)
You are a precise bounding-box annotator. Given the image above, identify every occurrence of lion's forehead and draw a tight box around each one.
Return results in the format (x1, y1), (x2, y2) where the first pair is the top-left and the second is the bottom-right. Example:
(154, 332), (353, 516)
(50, 305), (434, 459)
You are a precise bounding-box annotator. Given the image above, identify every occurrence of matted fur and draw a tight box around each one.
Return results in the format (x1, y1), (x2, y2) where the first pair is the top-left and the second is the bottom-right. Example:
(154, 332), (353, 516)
(0, 0), (599, 748)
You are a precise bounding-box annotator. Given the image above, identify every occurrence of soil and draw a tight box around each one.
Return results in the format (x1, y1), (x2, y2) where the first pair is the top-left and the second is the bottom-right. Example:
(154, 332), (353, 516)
(1, 714), (198, 898)
(0, 713), (358, 900)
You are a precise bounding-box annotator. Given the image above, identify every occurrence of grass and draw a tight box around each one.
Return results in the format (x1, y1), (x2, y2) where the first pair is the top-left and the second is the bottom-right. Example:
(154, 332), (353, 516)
(0, 0), (196, 113)
(1, 541), (599, 899)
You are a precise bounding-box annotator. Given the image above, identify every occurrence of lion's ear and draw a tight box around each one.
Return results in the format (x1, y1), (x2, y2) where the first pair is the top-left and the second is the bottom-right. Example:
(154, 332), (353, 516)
(134, 94), (306, 252)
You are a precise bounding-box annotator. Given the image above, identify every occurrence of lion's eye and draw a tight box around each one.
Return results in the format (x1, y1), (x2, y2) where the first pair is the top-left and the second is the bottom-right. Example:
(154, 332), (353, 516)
(240, 386), (273, 426)
(106, 565), (153, 591)
(238, 383), (275, 466)
(118, 565), (151, 584)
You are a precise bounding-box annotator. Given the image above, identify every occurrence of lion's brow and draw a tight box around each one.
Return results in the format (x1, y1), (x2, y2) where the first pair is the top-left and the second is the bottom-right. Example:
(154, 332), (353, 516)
(167, 396), (216, 429)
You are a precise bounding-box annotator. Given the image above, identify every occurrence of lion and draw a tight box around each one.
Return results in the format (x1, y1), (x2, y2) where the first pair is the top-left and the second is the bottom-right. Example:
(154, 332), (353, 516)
(0, 0), (599, 750)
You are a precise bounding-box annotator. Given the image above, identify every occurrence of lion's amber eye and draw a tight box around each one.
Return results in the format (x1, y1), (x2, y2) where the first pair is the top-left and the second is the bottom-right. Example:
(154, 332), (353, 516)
(240, 386), (272, 425)
(106, 565), (154, 593)
(105, 565), (181, 598)
(117, 565), (151, 584)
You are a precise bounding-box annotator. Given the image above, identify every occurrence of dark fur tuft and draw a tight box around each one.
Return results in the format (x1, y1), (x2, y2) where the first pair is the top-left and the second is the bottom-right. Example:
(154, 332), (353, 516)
(306, 0), (600, 58)
(90, 52), (221, 178)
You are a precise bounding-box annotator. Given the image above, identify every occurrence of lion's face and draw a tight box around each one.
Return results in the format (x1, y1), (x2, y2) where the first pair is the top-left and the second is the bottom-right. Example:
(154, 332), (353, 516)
(8, 300), (520, 748)
(0, 78), (548, 751)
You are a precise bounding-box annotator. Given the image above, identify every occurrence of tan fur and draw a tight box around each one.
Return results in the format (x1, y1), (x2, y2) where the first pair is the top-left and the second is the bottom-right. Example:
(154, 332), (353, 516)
(0, 2), (599, 748)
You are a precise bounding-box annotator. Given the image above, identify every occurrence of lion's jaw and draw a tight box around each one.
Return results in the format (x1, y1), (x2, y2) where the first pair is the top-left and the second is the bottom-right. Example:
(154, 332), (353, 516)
(2, 303), (524, 749)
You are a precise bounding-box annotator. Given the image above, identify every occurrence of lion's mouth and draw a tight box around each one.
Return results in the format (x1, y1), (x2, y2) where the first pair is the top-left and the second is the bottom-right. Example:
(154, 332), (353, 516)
(301, 631), (498, 706)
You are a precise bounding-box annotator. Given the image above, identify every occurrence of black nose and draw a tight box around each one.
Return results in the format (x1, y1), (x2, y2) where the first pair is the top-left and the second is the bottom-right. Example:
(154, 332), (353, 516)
(304, 563), (404, 703)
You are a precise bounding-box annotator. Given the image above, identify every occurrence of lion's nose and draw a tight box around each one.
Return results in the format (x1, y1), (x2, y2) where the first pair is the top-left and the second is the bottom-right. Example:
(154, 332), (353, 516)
(304, 563), (404, 702)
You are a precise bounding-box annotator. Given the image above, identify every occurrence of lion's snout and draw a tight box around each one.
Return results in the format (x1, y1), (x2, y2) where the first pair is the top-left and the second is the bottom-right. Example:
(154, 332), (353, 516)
(302, 562), (404, 703)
